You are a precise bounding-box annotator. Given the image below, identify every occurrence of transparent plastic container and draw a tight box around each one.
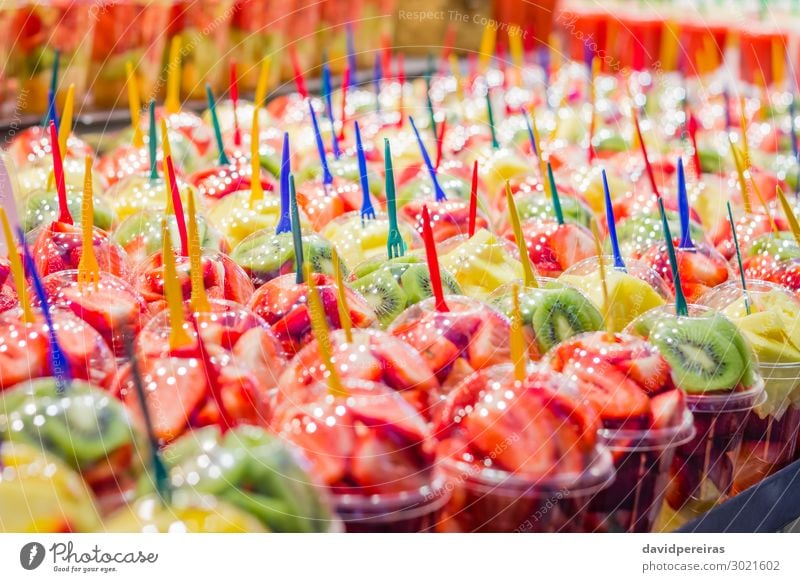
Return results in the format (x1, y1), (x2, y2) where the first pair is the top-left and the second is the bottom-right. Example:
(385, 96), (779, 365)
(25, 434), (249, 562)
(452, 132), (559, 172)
(272, 378), (443, 532)
(547, 331), (697, 532)
(626, 304), (766, 518)
(0, 307), (117, 389)
(699, 280), (800, 489)
(435, 363), (615, 532)
(39, 269), (149, 359)
(10, 0), (95, 115)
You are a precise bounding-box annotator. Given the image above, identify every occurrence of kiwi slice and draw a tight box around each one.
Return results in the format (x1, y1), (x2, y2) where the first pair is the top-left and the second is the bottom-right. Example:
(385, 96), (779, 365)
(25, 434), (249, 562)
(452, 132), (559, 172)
(531, 288), (605, 353)
(304, 239), (342, 277)
(23, 190), (115, 233)
(351, 267), (407, 327)
(649, 318), (747, 393)
(3, 383), (137, 471)
(231, 231), (294, 279)
(400, 263), (461, 305)
(705, 313), (757, 388)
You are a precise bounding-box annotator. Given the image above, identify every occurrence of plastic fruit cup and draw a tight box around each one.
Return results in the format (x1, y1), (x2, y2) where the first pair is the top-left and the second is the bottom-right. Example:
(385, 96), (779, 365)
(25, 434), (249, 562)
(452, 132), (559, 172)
(546, 331), (697, 532)
(732, 362), (800, 491)
(89, 0), (171, 108)
(10, 0), (95, 115)
(39, 269), (149, 359)
(435, 364), (614, 532)
(114, 299), (285, 443)
(0, 308), (117, 389)
(133, 248), (254, 313)
(699, 280), (800, 488)
(271, 377), (444, 532)
(388, 295), (512, 390)
(626, 304), (766, 519)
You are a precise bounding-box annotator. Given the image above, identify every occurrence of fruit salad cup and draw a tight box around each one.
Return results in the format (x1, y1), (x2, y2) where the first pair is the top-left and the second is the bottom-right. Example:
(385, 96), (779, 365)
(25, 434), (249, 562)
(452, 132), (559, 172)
(1, 378), (146, 512)
(246, 272), (376, 355)
(439, 229), (524, 299)
(640, 239), (733, 302)
(348, 255), (460, 328)
(700, 280), (800, 489)
(113, 211), (227, 267)
(7, 126), (93, 167)
(104, 173), (201, 224)
(230, 230), (338, 289)
(31, 220), (130, 279)
(190, 158), (274, 205)
(10, 0), (95, 115)
(399, 199), (489, 243)
(278, 328), (441, 416)
(389, 295), (512, 390)
(507, 218), (597, 278)
(0, 441), (101, 532)
(22, 187), (115, 237)
(134, 248), (253, 313)
(271, 377), (447, 532)
(435, 364), (615, 532)
(489, 282), (604, 361)
(154, 425), (338, 532)
(626, 305), (765, 524)
(39, 270), (149, 358)
(322, 211), (420, 269)
(89, 0), (171, 108)
(615, 211), (706, 260)
(560, 256), (673, 332)
(114, 300), (287, 443)
(548, 332), (696, 532)
(0, 308), (117, 389)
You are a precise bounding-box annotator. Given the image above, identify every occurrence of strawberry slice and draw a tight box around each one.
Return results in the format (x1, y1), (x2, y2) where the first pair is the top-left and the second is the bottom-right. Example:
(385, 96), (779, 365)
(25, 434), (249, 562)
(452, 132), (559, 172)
(369, 332), (439, 392)
(274, 405), (355, 486)
(617, 351), (672, 393)
(549, 224), (597, 273)
(467, 317), (511, 370)
(348, 390), (430, 445)
(565, 356), (651, 424)
(61, 285), (143, 334)
(0, 259), (10, 287)
(122, 357), (207, 443)
(650, 389), (687, 430)
(349, 432), (431, 494)
(395, 325), (461, 377)
(231, 326), (286, 390)
(0, 324), (48, 387)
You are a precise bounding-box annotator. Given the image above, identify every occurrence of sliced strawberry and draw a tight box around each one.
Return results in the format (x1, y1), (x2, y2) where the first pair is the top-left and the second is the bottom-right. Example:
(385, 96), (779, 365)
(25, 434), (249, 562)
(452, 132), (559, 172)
(549, 224), (597, 273)
(650, 389), (687, 430)
(467, 317), (511, 370)
(231, 326), (286, 389)
(566, 356), (651, 424)
(617, 351), (672, 393)
(348, 390), (430, 445)
(270, 307), (311, 353)
(396, 325), (461, 376)
(0, 324), (48, 387)
(0, 259), (10, 287)
(62, 285), (143, 334)
(122, 356), (207, 443)
(274, 405), (354, 485)
(369, 332), (439, 392)
(349, 432), (431, 494)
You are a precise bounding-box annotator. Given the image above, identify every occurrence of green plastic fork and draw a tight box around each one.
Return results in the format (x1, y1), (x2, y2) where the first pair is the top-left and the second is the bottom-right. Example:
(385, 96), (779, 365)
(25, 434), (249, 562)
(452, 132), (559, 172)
(384, 139), (406, 259)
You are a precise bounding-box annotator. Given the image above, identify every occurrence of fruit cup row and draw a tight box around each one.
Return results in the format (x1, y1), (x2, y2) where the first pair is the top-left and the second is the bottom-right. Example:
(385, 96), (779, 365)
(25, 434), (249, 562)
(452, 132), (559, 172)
(0, 0), (397, 115)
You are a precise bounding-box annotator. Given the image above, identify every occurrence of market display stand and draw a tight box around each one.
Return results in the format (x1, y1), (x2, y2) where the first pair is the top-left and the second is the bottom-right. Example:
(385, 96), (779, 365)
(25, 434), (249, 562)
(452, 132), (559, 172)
(678, 459), (800, 533)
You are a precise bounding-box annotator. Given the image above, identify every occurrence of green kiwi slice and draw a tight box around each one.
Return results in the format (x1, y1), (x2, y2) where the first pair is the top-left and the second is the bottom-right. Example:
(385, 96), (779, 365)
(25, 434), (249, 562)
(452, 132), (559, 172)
(531, 288), (605, 353)
(2, 381), (137, 471)
(350, 267), (408, 327)
(649, 317), (748, 393)
(400, 263), (461, 305)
